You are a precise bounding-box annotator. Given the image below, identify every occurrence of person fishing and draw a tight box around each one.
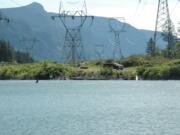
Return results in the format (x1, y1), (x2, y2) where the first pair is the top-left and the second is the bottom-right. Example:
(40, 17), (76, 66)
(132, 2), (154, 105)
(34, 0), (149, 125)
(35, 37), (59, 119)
(36, 79), (39, 83)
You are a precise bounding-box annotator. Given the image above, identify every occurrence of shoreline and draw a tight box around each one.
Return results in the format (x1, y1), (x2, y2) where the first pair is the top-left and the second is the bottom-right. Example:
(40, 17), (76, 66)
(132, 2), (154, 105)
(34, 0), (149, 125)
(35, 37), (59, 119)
(0, 57), (180, 80)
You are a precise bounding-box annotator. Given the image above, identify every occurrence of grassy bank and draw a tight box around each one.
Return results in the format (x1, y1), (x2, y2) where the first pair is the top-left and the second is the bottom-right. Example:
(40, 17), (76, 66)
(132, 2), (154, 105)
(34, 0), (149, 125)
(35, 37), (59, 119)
(0, 60), (136, 80)
(137, 59), (180, 80)
(120, 55), (180, 80)
(0, 56), (180, 80)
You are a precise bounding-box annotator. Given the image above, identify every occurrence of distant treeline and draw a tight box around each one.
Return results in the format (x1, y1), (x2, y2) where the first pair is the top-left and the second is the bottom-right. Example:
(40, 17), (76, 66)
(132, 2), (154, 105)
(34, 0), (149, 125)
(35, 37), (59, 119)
(0, 39), (180, 80)
(146, 38), (180, 59)
(0, 40), (34, 63)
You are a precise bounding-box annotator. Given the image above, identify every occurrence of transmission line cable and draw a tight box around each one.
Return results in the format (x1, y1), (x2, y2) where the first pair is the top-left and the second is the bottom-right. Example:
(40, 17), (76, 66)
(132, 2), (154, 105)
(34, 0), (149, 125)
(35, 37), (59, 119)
(170, 0), (180, 16)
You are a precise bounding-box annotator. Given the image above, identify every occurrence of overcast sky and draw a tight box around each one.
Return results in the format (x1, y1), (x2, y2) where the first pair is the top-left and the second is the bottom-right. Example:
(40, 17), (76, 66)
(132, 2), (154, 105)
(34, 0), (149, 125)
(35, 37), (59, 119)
(0, 0), (180, 31)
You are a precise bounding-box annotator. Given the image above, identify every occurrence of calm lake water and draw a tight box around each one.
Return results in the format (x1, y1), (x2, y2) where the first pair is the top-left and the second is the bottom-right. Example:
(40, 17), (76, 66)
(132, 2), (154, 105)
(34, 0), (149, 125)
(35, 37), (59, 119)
(0, 81), (180, 135)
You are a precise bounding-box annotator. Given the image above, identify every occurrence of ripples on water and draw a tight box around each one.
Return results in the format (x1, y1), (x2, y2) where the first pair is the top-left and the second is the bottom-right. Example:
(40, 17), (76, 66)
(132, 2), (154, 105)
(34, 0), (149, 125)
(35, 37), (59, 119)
(0, 81), (180, 135)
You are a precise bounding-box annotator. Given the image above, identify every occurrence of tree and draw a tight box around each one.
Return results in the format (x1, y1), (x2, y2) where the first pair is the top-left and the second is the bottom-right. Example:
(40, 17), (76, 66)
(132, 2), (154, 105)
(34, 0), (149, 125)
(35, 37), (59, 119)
(15, 51), (34, 63)
(178, 22), (180, 37)
(174, 42), (180, 58)
(0, 40), (34, 63)
(146, 38), (156, 56)
(0, 40), (14, 62)
(162, 20), (176, 58)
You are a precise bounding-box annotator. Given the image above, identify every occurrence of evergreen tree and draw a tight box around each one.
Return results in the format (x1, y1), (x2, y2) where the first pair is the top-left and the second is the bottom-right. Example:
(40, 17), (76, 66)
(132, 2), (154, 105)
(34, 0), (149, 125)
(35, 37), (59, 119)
(174, 42), (180, 58)
(0, 40), (34, 63)
(0, 40), (14, 62)
(178, 22), (180, 37)
(162, 20), (176, 58)
(146, 38), (155, 56)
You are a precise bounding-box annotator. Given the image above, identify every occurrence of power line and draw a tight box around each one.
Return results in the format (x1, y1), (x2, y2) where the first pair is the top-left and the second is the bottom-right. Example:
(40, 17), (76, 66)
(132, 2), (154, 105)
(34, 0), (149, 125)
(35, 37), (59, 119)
(51, 0), (94, 66)
(170, 0), (180, 16)
(134, 0), (142, 17)
(19, 37), (39, 56)
(95, 44), (105, 60)
(109, 17), (126, 59)
(154, 0), (176, 57)
(129, 0), (148, 27)
(130, 0), (142, 22)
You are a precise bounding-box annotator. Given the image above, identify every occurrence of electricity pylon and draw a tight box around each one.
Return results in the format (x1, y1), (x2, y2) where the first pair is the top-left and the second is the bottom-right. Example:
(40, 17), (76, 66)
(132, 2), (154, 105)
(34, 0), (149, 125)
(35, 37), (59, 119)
(51, 0), (94, 66)
(19, 37), (39, 57)
(154, 0), (176, 56)
(95, 44), (105, 60)
(109, 17), (126, 59)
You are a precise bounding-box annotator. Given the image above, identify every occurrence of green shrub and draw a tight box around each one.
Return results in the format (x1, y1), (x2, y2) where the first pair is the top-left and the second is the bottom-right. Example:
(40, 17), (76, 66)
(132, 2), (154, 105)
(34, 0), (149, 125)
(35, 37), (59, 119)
(120, 56), (149, 67)
(100, 68), (113, 79)
(137, 59), (180, 80)
(168, 65), (180, 79)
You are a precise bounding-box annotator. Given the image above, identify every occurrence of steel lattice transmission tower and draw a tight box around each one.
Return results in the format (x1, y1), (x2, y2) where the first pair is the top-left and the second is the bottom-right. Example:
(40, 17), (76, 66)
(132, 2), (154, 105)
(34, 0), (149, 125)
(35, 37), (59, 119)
(95, 44), (105, 60)
(154, 0), (175, 54)
(19, 37), (39, 57)
(109, 17), (126, 59)
(52, 0), (94, 65)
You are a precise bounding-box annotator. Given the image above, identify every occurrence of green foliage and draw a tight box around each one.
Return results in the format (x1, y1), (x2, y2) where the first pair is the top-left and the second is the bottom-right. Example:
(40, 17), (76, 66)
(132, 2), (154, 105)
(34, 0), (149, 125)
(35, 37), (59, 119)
(0, 40), (33, 63)
(161, 21), (176, 55)
(137, 59), (180, 80)
(0, 62), (72, 80)
(122, 70), (136, 80)
(0, 53), (179, 80)
(146, 38), (156, 56)
(99, 68), (123, 80)
(36, 62), (73, 79)
(143, 56), (168, 65)
(119, 56), (149, 67)
(0, 40), (14, 62)
(168, 65), (180, 79)
(15, 51), (34, 63)
(158, 42), (180, 59)
(100, 68), (113, 78)
(174, 42), (180, 58)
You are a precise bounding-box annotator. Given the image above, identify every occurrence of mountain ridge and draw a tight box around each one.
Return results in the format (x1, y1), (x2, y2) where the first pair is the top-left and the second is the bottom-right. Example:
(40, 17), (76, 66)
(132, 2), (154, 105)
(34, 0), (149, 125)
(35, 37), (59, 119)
(0, 2), (160, 61)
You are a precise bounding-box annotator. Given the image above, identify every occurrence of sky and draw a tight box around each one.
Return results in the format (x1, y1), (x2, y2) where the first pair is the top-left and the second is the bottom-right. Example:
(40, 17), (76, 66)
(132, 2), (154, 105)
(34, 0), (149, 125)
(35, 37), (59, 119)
(0, 0), (180, 31)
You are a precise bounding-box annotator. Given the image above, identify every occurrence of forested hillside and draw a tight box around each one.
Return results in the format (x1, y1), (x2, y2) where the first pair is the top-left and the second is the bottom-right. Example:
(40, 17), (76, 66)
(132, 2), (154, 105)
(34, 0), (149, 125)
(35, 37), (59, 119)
(0, 40), (34, 63)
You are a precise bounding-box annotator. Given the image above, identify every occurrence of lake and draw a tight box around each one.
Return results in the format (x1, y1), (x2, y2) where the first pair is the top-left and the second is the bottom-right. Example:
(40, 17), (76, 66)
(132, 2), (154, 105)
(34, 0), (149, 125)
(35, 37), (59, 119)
(0, 81), (180, 135)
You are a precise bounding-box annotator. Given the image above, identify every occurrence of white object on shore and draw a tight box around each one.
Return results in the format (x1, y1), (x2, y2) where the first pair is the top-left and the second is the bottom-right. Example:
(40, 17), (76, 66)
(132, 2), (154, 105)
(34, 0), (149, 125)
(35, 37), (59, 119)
(136, 75), (139, 81)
